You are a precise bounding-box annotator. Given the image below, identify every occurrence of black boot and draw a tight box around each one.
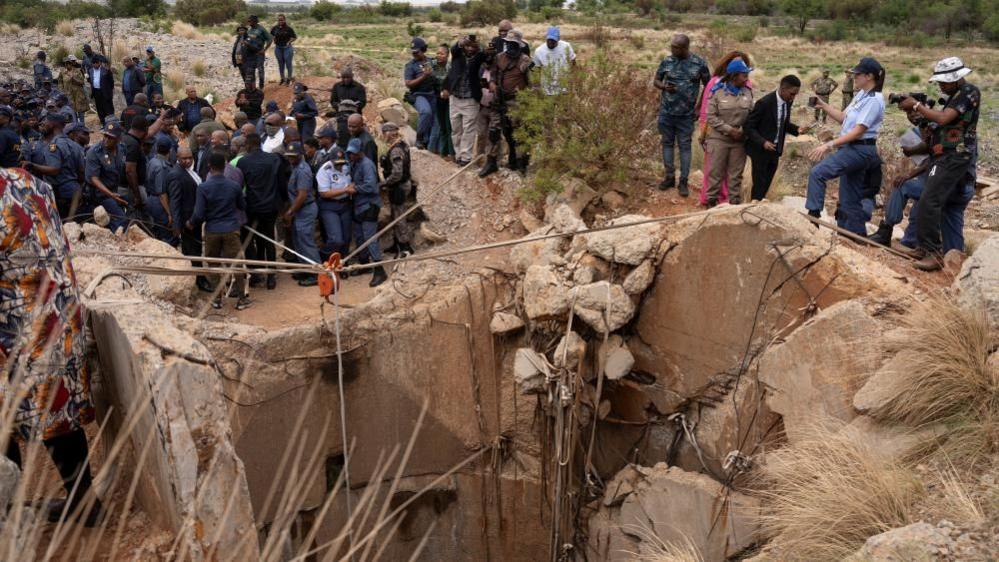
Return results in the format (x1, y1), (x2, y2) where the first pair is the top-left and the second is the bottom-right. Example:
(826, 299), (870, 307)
(869, 222), (893, 246)
(478, 157), (498, 178)
(196, 276), (213, 293)
(266, 274), (277, 290)
(369, 266), (388, 287)
(678, 178), (689, 197)
(658, 174), (676, 191)
(505, 147), (519, 170)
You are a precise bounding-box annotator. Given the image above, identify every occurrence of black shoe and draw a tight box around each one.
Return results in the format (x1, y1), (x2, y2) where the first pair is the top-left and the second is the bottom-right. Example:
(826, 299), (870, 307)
(266, 275), (276, 290)
(249, 274), (264, 288)
(456, 159), (470, 167)
(383, 241), (400, 256)
(211, 296), (223, 309)
(678, 179), (689, 197)
(298, 276), (318, 287)
(659, 175), (676, 191)
(196, 277), (213, 293)
(913, 252), (944, 272)
(48, 497), (103, 527)
(396, 243), (414, 258)
(236, 296), (252, 310)
(807, 209), (822, 219)
(416, 142), (427, 150)
(369, 266), (388, 287)
(478, 157), (498, 178)
(869, 222), (893, 246)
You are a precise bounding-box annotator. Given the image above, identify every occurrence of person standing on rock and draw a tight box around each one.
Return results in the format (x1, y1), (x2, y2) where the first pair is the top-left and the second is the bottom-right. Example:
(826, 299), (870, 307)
(405, 37), (439, 150)
(33, 51), (53, 90)
(841, 69), (854, 110)
(291, 83), (318, 141)
(246, 15), (272, 89)
(58, 56), (88, 123)
(89, 57), (115, 126)
(0, 167), (103, 528)
(805, 57), (885, 236)
(282, 141), (320, 287)
(236, 79), (265, 125)
(704, 59), (753, 206)
(744, 75), (809, 202)
(532, 26), (576, 96)
(347, 137), (387, 287)
(380, 122), (415, 258)
(271, 14), (297, 86)
(810, 70), (838, 124)
(121, 57), (145, 108)
(330, 68), (367, 112)
(188, 151), (251, 309)
(484, 29), (532, 176)
(896, 56), (980, 271)
(430, 45), (455, 159)
(654, 34), (710, 194)
(140, 46), (163, 100)
(444, 34), (483, 167)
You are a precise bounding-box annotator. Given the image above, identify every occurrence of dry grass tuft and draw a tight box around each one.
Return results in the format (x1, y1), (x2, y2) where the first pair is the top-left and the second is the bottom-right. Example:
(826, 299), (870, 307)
(164, 69), (186, 94)
(627, 526), (703, 562)
(171, 20), (204, 40)
(756, 423), (923, 560)
(56, 21), (75, 37)
(0, 23), (22, 36)
(111, 42), (131, 65)
(935, 465), (985, 526)
(868, 299), (997, 465)
(191, 59), (206, 78)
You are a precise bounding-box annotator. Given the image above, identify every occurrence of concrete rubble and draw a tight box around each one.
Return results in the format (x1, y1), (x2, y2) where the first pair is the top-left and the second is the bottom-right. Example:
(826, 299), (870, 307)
(849, 522), (954, 561)
(954, 233), (999, 323)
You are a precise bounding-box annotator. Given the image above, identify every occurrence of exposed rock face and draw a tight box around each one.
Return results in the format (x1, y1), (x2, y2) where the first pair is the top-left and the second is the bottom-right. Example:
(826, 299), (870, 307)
(851, 522), (953, 561)
(490, 311), (525, 335)
(0, 456), (20, 514)
(955, 233), (999, 323)
(758, 300), (882, 443)
(622, 260), (655, 295)
(515, 348), (551, 393)
(584, 214), (663, 265)
(554, 331), (585, 370)
(853, 353), (907, 415)
(133, 237), (196, 305)
(87, 302), (258, 560)
(574, 281), (635, 333)
(510, 227), (568, 272)
(598, 336), (634, 380)
(523, 265), (572, 320)
(588, 463), (761, 561)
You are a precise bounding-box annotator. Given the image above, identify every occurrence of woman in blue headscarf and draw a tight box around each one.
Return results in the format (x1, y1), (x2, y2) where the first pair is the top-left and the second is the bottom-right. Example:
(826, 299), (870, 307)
(704, 58), (754, 206)
(805, 57), (886, 235)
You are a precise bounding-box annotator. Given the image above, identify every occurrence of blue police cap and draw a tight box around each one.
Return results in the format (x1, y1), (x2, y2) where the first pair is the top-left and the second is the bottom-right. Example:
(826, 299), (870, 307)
(346, 138), (363, 154)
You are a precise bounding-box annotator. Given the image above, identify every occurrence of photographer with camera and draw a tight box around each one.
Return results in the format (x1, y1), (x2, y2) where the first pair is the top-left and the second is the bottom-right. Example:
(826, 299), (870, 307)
(805, 57), (886, 236)
(895, 57), (979, 271)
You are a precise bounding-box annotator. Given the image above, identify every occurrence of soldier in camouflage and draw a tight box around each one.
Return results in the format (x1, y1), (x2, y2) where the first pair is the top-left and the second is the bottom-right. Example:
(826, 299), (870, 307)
(654, 34), (710, 193)
(379, 122), (415, 258)
(810, 70), (838, 123)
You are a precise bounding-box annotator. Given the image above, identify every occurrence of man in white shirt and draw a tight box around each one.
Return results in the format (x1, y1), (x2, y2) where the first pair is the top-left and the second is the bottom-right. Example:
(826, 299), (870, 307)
(261, 112), (286, 153)
(532, 26), (576, 96)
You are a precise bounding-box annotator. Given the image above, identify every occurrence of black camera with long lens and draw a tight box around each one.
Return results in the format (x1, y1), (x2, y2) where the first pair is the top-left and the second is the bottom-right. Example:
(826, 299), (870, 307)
(888, 92), (936, 108)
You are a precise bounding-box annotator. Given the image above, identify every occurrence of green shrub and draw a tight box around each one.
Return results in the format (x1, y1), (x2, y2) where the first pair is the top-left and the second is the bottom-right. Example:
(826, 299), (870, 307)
(428, 8), (443, 22)
(378, 1), (412, 17)
(513, 52), (659, 201)
(984, 12), (999, 41)
(440, 0), (462, 13)
(735, 23), (759, 42)
(310, 0), (342, 21)
(174, 0), (245, 26)
(460, 0), (516, 26)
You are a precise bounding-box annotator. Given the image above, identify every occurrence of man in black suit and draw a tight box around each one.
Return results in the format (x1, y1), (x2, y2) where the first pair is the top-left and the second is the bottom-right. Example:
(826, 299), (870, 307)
(744, 75), (810, 201)
(168, 146), (211, 292)
(89, 57), (115, 125)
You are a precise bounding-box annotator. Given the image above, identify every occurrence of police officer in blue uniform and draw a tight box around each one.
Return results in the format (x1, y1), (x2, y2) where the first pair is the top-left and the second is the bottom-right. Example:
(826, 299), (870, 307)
(146, 136), (176, 243)
(20, 113), (82, 219)
(346, 137), (387, 287)
(0, 105), (21, 167)
(84, 122), (130, 232)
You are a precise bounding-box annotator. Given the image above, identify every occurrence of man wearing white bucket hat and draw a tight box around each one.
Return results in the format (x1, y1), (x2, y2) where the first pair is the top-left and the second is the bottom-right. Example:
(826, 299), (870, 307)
(896, 56), (979, 271)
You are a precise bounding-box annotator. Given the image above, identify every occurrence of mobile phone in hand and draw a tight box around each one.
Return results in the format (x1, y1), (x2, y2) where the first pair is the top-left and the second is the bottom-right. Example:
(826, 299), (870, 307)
(808, 96), (818, 108)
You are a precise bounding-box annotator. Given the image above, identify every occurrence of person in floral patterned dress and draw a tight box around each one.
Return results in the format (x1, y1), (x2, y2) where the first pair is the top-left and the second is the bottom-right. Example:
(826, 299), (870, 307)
(0, 167), (100, 525)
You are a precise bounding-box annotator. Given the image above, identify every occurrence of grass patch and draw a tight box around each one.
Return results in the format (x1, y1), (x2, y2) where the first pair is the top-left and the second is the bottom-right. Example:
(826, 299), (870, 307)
(756, 423), (924, 559)
(55, 20), (74, 37)
(628, 526), (703, 561)
(164, 69), (186, 93)
(171, 20), (204, 40)
(867, 299), (997, 467)
(192, 58), (206, 77)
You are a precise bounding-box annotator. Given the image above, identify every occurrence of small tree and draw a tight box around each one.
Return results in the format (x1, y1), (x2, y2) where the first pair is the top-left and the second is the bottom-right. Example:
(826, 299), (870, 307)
(174, 0), (245, 26)
(780, 0), (825, 34)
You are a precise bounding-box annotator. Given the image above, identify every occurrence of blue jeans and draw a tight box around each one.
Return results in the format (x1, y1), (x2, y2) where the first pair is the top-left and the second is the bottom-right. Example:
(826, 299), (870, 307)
(658, 113), (695, 180)
(81, 195), (128, 233)
(145, 194), (177, 245)
(806, 144), (880, 235)
(353, 207), (383, 263)
(319, 200), (353, 256)
(257, 56), (266, 88)
(275, 46), (294, 80)
(293, 202), (320, 263)
(412, 94), (436, 148)
(145, 82), (163, 99)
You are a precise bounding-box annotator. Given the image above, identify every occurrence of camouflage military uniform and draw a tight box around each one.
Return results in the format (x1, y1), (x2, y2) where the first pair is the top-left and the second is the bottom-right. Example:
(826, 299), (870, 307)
(380, 139), (414, 245)
(810, 75), (838, 122)
(654, 54), (710, 184)
(841, 72), (854, 110)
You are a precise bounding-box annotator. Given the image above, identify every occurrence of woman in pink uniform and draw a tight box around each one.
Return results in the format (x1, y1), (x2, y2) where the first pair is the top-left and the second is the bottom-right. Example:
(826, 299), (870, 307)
(698, 51), (753, 205)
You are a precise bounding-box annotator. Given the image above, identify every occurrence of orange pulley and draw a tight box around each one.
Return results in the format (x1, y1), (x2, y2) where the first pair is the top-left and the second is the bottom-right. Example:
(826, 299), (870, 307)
(318, 252), (343, 302)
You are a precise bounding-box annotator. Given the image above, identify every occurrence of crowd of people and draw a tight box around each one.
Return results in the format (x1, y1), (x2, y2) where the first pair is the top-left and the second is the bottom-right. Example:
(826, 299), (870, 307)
(654, 34), (979, 272)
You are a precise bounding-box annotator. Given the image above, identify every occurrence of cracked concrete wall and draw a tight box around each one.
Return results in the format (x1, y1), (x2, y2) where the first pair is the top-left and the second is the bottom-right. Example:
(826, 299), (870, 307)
(88, 301), (259, 560)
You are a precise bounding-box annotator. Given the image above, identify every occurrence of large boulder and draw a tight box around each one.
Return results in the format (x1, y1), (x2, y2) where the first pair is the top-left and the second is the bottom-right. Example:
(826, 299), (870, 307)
(955, 233), (999, 324)
(133, 237), (196, 305)
(588, 464), (761, 561)
(758, 300), (882, 443)
(849, 523), (953, 561)
(0, 456), (20, 514)
(523, 265), (571, 320)
(584, 215), (662, 265)
(510, 227), (568, 272)
(574, 281), (635, 333)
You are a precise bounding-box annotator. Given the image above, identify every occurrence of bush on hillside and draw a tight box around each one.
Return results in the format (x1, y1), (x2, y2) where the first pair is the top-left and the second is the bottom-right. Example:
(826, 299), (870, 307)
(378, 1), (412, 17)
(460, 0), (517, 26)
(174, 0), (245, 27)
(310, 0), (342, 21)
